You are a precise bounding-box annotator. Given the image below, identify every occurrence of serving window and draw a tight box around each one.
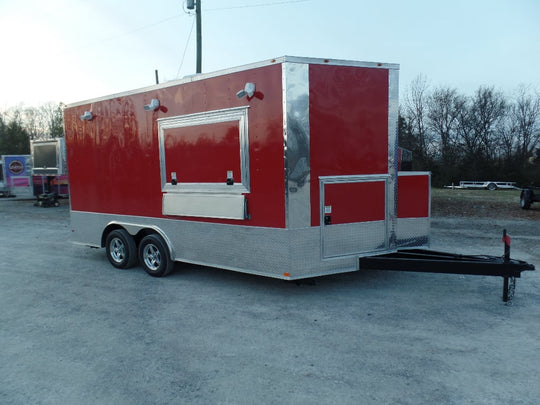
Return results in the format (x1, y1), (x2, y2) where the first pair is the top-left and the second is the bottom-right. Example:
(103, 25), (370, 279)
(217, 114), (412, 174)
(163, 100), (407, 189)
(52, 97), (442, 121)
(158, 107), (250, 220)
(158, 106), (250, 194)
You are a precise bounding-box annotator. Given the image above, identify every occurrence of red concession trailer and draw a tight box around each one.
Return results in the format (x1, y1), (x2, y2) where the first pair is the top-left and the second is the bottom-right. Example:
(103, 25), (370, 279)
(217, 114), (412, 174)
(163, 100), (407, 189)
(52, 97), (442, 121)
(64, 56), (431, 279)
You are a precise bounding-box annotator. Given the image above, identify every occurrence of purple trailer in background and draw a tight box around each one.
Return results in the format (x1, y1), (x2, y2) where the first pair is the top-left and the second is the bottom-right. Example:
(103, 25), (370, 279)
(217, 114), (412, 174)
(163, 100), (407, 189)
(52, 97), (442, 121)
(0, 155), (32, 197)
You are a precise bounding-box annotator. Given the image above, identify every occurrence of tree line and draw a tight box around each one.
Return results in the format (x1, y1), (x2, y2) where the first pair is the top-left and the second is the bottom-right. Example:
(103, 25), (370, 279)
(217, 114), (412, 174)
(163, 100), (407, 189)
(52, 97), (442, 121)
(400, 77), (540, 186)
(1, 84), (539, 187)
(0, 102), (64, 155)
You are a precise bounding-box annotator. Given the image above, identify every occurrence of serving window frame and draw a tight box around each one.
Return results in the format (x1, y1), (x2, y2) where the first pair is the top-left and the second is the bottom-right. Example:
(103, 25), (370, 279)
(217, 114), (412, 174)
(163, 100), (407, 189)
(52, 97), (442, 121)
(158, 106), (251, 194)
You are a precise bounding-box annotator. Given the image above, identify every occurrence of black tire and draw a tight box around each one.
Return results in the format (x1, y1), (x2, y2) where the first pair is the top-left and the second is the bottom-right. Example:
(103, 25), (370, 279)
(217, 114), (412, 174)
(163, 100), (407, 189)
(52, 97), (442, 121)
(138, 234), (174, 277)
(487, 182), (497, 191)
(520, 190), (531, 210)
(105, 229), (138, 269)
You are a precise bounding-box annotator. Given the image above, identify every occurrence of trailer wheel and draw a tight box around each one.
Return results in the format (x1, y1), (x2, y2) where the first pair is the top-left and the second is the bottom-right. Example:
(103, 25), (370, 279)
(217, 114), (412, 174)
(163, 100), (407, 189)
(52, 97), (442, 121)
(105, 229), (138, 269)
(520, 190), (531, 210)
(487, 182), (497, 191)
(139, 234), (174, 277)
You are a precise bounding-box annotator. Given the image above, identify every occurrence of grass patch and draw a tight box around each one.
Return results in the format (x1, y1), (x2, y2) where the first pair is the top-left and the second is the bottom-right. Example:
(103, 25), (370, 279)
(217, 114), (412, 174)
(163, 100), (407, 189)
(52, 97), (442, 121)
(431, 188), (521, 203)
(431, 187), (539, 219)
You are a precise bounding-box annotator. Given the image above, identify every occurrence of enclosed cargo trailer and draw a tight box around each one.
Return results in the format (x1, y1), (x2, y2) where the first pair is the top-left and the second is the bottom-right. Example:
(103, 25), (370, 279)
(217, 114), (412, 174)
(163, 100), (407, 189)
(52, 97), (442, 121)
(64, 56), (432, 279)
(30, 138), (69, 199)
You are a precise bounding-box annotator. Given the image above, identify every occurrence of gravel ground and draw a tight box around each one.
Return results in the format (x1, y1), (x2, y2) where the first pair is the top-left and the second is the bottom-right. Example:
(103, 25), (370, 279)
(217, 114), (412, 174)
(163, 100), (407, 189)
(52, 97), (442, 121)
(0, 198), (539, 404)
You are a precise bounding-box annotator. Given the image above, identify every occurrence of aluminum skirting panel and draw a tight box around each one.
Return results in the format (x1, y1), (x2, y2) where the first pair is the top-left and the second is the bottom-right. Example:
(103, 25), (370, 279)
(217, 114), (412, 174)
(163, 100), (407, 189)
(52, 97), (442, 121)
(70, 211), (376, 279)
(396, 217), (430, 248)
(322, 220), (387, 259)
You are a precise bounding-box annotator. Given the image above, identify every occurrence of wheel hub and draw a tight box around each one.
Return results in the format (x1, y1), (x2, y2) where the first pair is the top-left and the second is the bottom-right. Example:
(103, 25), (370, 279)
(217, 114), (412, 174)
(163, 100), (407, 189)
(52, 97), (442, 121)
(143, 244), (161, 271)
(110, 238), (126, 263)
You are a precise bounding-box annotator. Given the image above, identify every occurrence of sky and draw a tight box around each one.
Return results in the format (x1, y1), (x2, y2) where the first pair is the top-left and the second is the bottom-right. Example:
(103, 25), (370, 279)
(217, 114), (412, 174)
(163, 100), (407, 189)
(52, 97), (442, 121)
(0, 0), (539, 108)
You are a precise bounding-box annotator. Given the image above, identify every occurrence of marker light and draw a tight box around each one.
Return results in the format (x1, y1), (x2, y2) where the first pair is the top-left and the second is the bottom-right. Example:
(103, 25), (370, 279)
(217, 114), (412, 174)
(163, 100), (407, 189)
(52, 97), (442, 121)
(236, 82), (256, 99)
(144, 99), (160, 111)
(80, 111), (93, 121)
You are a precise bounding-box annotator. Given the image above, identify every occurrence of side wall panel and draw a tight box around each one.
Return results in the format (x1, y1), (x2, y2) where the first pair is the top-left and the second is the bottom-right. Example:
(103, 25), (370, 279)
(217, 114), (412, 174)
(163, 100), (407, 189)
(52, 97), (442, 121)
(64, 64), (286, 228)
(397, 173), (430, 218)
(308, 65), (390, 226)
(396, 172), (430, 248)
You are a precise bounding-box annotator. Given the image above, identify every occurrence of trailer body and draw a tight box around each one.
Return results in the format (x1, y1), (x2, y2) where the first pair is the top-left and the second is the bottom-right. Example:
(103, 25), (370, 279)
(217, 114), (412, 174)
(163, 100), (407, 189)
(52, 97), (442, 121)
(30, 138), (69, 197)
(64, 56), (430, 279)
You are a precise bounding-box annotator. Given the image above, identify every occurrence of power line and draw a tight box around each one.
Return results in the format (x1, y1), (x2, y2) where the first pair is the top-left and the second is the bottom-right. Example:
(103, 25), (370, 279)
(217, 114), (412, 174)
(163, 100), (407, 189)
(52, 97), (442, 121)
(55, 14), (183, 57)
(176, 17), (197, 79)
(94, 14), (182, 45)
(207, 0), (313, 11)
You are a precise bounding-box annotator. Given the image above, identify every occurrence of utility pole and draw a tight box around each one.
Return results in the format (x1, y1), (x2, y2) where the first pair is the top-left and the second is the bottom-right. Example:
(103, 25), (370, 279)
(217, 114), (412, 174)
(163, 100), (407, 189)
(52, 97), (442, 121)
(196, 0), (202, 73)
(187, 0), (202, 74)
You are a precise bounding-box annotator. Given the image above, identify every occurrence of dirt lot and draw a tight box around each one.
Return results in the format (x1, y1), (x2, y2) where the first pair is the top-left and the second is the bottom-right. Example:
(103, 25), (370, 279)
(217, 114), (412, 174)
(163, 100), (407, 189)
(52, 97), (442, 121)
(0, 194), (539, 404)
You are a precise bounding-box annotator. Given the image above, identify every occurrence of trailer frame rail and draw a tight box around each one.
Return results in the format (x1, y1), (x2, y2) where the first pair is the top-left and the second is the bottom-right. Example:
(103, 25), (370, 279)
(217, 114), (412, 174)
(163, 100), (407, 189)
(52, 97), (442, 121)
(359, 231), (535, 302)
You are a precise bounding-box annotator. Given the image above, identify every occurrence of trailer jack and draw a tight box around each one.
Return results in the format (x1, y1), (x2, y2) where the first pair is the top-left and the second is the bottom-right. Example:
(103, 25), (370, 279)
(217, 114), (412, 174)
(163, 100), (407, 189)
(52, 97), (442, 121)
(359, 230), (535, 303)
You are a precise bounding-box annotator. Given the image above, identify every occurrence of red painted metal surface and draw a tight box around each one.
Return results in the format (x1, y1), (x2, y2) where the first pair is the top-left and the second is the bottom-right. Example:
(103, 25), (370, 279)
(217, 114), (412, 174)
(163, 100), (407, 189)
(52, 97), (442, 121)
(397, 174), (430, 218)
(65, 61), (399, 230)
(65, 63), (286, 227)
(163, 122), (241, 183)
(325, 181), (386, 225)
(309, 65), (389, 226)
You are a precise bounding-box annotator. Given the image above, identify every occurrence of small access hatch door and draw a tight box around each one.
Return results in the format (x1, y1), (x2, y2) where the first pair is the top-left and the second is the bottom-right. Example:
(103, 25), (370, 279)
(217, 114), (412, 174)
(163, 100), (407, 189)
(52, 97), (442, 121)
(320, 175), (391, 259)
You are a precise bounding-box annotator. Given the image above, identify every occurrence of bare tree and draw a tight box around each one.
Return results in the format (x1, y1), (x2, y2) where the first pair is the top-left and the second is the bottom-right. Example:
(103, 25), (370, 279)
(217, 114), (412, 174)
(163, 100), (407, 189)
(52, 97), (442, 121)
(427, 87), (465, 165)
(468, 86), (506, 161)
(497, 113), (517, 161)
(21, 106), (41, 140)
(402, 75), (435, 168)
(511, 86), (540, 161)
(39, 102), (65, 139)
(455, 99), (478, 157)
(399, 78), (538, 185)
(3, 102), (65, 140)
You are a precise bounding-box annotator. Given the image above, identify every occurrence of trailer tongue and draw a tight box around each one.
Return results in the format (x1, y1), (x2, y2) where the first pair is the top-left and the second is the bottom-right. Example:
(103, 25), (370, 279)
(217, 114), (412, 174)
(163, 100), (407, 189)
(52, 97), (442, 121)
(360, 230), (535, 302)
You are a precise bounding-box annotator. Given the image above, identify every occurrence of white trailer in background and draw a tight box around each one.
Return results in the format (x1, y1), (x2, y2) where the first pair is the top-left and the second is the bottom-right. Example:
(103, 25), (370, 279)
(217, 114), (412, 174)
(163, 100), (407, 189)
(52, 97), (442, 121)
(445, 181), (517, 190)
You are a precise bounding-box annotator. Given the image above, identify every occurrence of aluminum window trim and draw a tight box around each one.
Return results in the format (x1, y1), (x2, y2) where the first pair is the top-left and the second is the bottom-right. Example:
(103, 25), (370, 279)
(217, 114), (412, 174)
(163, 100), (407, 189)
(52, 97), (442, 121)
(158, 106), (250, 194)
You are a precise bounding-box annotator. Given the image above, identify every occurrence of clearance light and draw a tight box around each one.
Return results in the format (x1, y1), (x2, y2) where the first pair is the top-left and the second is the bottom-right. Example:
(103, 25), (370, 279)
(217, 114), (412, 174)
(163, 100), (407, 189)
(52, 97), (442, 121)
(236, 82), (256, 99)
(144, 99), (160, 111)
(79, 111), (93, 121)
